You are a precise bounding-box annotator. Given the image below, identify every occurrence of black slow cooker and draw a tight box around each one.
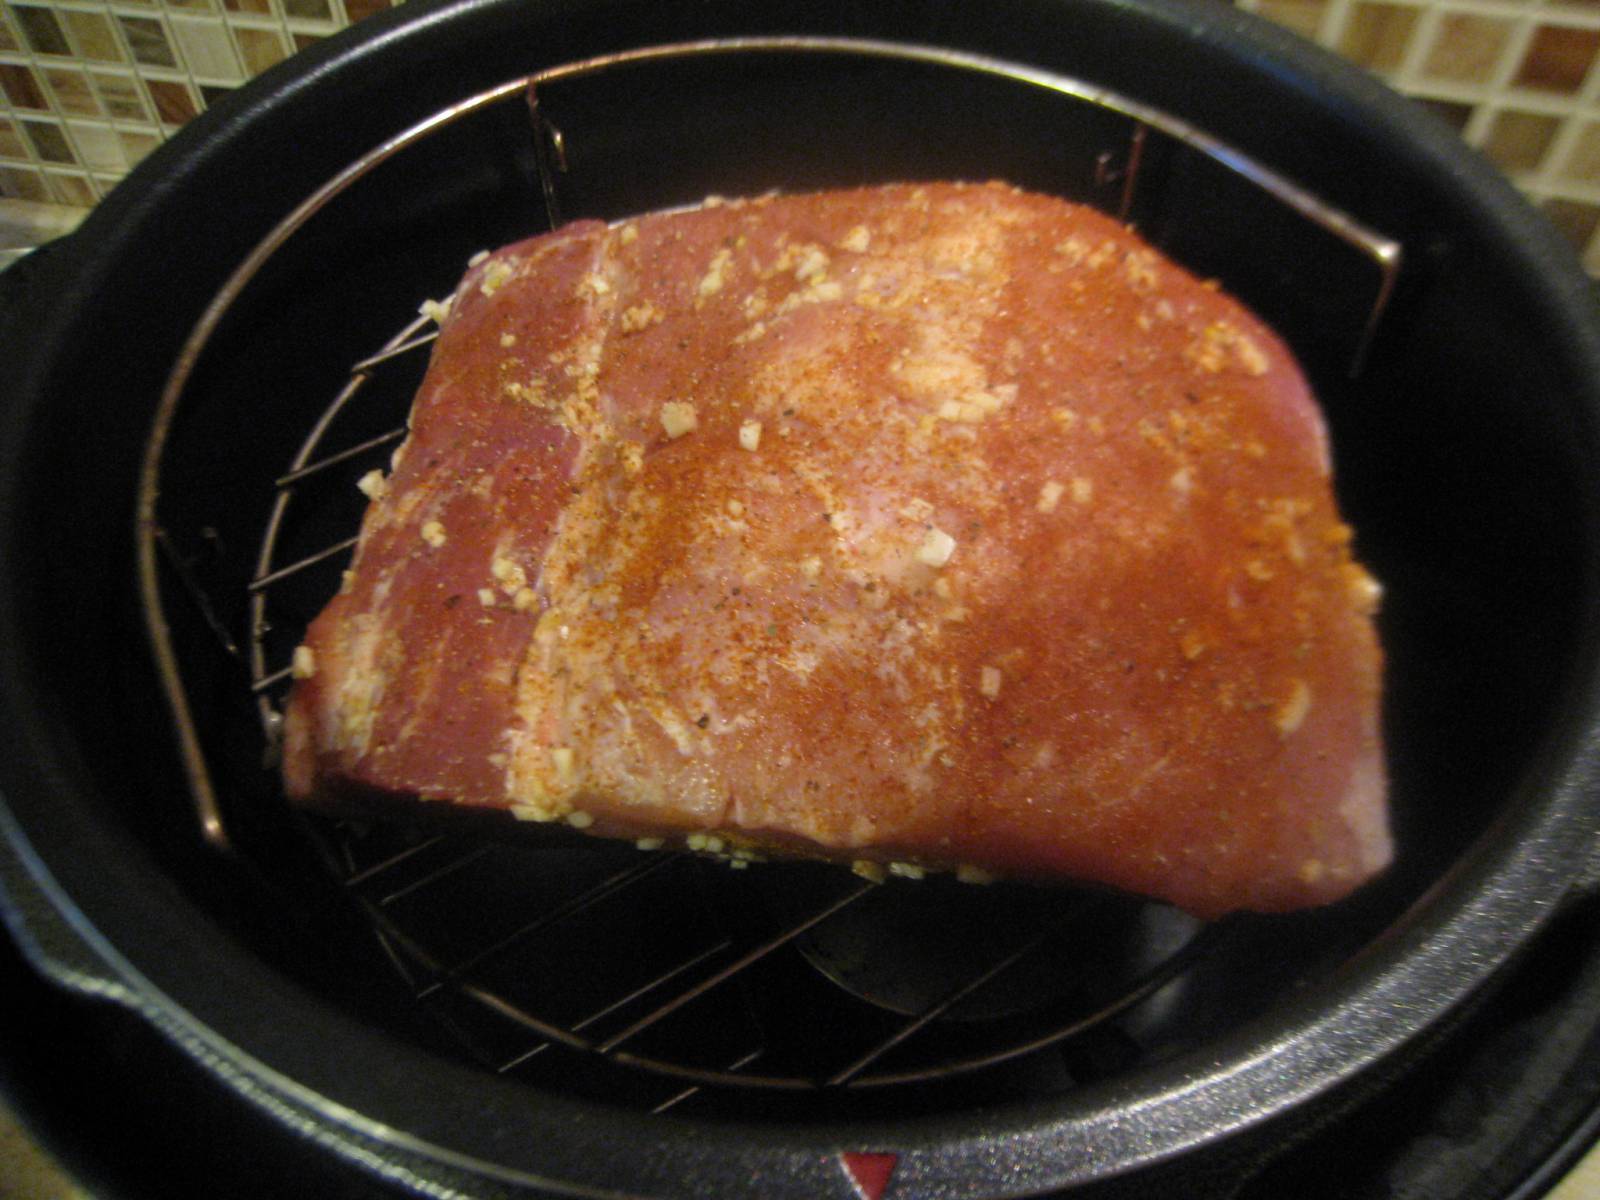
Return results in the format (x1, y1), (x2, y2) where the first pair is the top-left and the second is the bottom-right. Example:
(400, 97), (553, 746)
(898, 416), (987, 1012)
(4, 1), (1600, 1196)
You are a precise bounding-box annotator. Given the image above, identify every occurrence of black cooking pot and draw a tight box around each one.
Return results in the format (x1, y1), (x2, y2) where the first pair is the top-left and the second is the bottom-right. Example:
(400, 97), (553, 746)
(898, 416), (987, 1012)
(5, 1), (1600, 1196)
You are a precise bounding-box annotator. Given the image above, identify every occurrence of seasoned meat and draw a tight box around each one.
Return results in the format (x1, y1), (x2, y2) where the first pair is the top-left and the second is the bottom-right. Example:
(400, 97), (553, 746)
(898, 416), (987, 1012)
(282, 182), (1389, 918)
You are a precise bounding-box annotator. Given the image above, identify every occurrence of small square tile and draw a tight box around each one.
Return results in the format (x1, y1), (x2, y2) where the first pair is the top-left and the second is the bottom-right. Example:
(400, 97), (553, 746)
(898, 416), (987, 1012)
(1412, 96), (1476, 133)
(1559, 120), (1600, 183)
(90, 71), (149, 120)
(222, 0), (275, 13)
(282, 0), (331, 18)
(117, 126), (161, 165)
(0, 62), (48, 109)
(233, 24), (286, 73)
(66, 119), (124, 169)
(118, 15), (179, 67)
(170, 15), (243, 80)
(1514, 24), (1600, 93)
(0, 10), (18, 53)
(342, 0), (390, 23)
(43, 67), (101, 116)
(61, 9), (125, 62)
(0, 117), (26, 159)
(20, 118), (74, 164)
(1421, 14), (1513, 84)
(10, 5), (71, 56)
(1543, 197), (1600, 252)
(146, 78), (197, 124)
(1338, 2), (1420, 74)
(1481, 109), (1561, 173)
(45, 169), (95, 206)
(1255, 0), (1327, 40)
(0, 164), (50, 201)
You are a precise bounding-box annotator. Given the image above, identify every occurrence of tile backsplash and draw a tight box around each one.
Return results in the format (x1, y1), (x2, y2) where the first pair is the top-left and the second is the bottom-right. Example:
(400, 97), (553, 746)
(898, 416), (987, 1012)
(4, 0), (1600, 269)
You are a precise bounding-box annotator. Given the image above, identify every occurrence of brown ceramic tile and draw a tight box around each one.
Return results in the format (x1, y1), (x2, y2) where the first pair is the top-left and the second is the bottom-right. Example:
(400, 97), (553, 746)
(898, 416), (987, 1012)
(222, 0), (275, 13)
(10, 5), (70, 56)
(291, 30), (321, 51)
(1421, 14), (1513, 83)
(0, 117), (26, 159)
(118, 127), (160, 165)
(0, 62), (48, 110)
(117, 15), (179, 67)
(20, 118), (74, 164)
(46, 170), (95, 206)
(0, 10), (18, 53)
(1412, 96), (1476, 133)
(1559, 121), (1600, 183)
(1481, 109), (1561, 173)
(282, 0), (331, 19)
(342, 0), (390, 23)
(233, 24), (286, 73)
(61, 9), (124, 62)
(43, 67), (100, 116)
(1514, 24), (1600, 92)
(1543, 197), (1600, 251)
(1255, 0), (1327, 39)
(146, 77), (197, 124)
(90, 71), (148, 120)
(1338, 2), (1420, 74)
(0, 165), (50, 201)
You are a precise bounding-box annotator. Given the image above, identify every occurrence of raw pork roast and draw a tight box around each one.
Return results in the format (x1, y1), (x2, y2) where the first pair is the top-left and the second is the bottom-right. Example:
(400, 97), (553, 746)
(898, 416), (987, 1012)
(282, 182), (1389, 918)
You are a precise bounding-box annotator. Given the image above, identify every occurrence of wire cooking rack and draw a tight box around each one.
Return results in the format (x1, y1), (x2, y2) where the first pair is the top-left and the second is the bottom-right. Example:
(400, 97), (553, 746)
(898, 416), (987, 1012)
(138, 36), (1400, 1111)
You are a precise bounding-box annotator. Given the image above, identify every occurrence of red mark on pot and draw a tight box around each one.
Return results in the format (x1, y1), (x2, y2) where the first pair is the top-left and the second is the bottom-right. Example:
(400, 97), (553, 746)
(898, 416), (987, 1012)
(840, 1151), (898, 1200)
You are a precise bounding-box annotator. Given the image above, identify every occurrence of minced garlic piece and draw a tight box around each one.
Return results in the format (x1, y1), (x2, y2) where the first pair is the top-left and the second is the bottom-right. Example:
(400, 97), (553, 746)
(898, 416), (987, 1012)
(1275, 680), (1313, 736)
(418, 296), (452, 324)
(635, 836), (664, 851)
(698, 248), (733, 298)
(956, 864), (997, 885)
(510, 804), (559, 823)
(799, 555), (822, 579)
(499, 332), (516, 348)
(888, 861), (926, 880)
(738, 419), (762, 451)
(575, 272), (610, 301)
(491, 556), (526, 593)
(1071, 477), (1094, 504)
(291, 645), (316, 679)
(1037, 480), (1064, 513)
(420, 520), (447, 548)
(620, 302), (662, 333)
(467, 249), (490, 268)
(565, 810), (594, 829)
(980, 666), (1002, 699)
(661, 401), (698, 438)
(512, 587), (537, 612)
(618, 222), (638, 245)
(477, 588), (496, 608)
(550, 746), (576, 781)
(479, 259), (514, 297)
(356, 469), (388, 500)
(917, 527), (956, 567)
(839, 224), (871, 253)
(852, 860), (887, 883)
